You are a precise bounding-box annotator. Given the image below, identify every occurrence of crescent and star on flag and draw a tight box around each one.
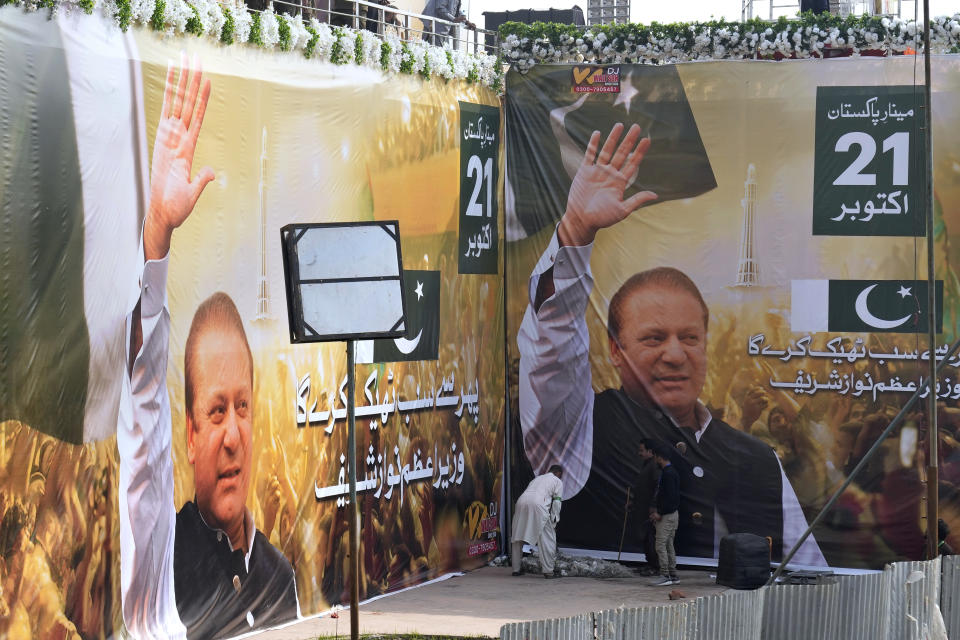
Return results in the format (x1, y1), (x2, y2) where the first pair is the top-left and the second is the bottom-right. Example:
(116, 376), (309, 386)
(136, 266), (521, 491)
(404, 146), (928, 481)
(394, 280), (425, 355)
(855, 283), (914, 330)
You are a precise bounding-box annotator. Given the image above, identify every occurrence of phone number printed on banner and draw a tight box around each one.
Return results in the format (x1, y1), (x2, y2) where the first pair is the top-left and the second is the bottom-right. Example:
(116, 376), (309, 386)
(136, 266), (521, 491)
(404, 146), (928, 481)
(813, 85), (925, 237)
(571, 65), (621, 93)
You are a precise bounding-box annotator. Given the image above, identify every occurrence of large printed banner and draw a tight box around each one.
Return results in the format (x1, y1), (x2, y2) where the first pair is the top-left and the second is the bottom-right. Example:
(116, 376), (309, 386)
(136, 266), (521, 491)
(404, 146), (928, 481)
(0, 8), (503, 638)
(506, 59), (960, 570)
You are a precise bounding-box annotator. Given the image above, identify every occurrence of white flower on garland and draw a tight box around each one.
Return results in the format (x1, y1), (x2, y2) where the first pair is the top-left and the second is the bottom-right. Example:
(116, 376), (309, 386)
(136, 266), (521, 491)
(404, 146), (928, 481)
(260, 4), (280, 47)
(334, 26), (354, 63)
(359, 29), (381, 68)
(9, 0), (501, 89)
(131, 0), (154, 25)
(426, 44), (453, 79)
(164, 0), (193, 34)
(233, 0), (252, 43)
(286, 13), (308, 51)
(408, 38), (427, 74)
(310, 18), (335, 59)
(383, 33), (404, 73)
(99, 0), (122, 26)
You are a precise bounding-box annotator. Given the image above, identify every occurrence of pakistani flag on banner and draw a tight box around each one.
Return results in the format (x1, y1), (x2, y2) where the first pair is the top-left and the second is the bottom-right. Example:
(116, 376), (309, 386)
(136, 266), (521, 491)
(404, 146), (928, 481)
(0, 11), (143, 443)
(504, 64), (716, 240)
(372, 270), (441, 362)
(791, 279), (943, 333)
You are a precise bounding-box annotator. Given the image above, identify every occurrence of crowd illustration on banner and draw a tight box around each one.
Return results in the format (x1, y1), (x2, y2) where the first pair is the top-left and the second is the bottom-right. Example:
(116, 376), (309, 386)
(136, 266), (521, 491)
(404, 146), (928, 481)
(296, 370), (481, 429)
(315, 441), (467, 506)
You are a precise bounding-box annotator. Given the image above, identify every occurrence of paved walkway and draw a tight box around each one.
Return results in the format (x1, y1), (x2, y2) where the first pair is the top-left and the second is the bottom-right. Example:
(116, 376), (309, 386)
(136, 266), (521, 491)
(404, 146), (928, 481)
(251, 566), (730, 639)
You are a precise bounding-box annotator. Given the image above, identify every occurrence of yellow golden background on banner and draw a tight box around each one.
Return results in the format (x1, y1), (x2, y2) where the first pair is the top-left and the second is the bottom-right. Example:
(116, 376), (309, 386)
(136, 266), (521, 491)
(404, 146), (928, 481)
(133, 32), (503, 613)
(506, 57), (960, 569)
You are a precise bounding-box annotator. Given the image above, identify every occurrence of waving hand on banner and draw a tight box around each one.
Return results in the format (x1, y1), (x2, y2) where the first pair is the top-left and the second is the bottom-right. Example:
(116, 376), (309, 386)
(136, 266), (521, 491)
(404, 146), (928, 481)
(558, 122), (658, 248)
(145, 54), (215, 262)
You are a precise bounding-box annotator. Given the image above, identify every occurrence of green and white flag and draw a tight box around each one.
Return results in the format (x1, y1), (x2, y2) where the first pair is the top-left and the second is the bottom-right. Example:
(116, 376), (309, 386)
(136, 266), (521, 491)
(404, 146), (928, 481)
(355, 270), (441, 364)
(0, 11), (144, 443)
(372, 270), (441, 363)
(791, 279), (943, 334)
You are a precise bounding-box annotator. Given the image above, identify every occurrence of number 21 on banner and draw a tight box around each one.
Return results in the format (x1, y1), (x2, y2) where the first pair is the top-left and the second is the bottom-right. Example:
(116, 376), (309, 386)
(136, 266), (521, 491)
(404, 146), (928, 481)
(833, 131), (909, 186)
(465, 155), (494, 217)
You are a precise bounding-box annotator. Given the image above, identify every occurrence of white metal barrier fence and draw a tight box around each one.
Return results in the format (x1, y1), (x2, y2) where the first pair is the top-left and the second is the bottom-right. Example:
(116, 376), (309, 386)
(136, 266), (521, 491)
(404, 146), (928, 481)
(501, 556), (958, 640)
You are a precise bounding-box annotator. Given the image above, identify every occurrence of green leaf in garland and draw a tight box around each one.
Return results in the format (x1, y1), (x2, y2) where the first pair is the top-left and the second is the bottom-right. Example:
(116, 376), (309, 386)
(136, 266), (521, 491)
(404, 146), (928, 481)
(150, 0), (165, 31)
(305, 23), (318, 58)
(354, 32), (364, 64)
(115, 0), (132, 30)
(399, 42), (413, 74)
(185, 2), (204, 36)
(220, 5), (235, 44)
(249, 11), (263, 46)
(331, 26), (346, 64)
(278, 14), (291, 51)
(380, 40), (391, 72)
(420, 52), (430, 80)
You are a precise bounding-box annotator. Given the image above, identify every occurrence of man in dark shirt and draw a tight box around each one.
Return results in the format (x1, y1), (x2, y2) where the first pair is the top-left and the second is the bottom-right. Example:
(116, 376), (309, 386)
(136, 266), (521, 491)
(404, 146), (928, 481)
(651, 442), (680, 586)
(173, 292), (299, 638)
(633, 439), (660, 575)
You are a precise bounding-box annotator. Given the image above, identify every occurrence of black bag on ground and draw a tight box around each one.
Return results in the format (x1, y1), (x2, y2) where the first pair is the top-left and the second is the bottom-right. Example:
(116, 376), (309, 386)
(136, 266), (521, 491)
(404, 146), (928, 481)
(716, 533), (770, 590)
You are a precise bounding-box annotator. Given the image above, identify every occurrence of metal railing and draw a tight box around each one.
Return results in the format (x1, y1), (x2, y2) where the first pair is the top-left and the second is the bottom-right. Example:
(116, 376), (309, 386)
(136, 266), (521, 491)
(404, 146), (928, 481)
(260, 0), (498, 56)
(501, 555), (960, 640)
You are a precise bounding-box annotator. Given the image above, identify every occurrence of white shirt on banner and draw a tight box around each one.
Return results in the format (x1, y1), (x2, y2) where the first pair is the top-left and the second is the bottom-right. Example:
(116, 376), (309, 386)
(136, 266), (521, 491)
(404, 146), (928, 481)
(118, 253), (187, 639)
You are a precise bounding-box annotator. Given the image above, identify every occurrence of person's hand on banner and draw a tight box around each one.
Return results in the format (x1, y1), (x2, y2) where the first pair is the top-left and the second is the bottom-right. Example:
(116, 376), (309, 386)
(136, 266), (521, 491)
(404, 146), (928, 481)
(145, 53), (215, 262)
(740, 386), (770, 432)
(558, 122), (658, 248)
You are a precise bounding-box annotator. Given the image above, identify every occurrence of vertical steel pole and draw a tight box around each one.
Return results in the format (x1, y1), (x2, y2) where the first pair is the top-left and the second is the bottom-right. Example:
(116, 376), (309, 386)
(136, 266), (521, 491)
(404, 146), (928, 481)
(922, 0), (939, 561)
(346, 340), (360, 639)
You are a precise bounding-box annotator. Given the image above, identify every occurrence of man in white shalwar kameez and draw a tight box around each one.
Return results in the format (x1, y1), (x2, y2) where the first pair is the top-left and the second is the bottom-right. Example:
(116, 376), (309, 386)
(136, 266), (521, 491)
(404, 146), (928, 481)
(511, 465), (564, 578)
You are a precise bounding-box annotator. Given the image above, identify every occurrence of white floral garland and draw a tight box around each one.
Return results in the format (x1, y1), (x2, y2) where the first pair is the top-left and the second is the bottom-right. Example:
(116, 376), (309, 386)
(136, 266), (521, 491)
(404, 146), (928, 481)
(3, 0), (502, 89)
(501, 14), (960, 71)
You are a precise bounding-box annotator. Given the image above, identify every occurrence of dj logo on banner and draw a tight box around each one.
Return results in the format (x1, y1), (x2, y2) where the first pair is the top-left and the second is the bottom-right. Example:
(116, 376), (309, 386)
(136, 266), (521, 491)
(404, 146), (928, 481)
(571, 65), (621, 93)
(458, 101), (500, 274)
(373, 270), (441, 362)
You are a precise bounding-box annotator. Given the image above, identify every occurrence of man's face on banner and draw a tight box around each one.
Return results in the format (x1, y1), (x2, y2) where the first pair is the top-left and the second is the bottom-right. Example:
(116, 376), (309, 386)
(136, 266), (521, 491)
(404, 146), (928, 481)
(610, 285), (707, 423)
(186, 328), (254, 533)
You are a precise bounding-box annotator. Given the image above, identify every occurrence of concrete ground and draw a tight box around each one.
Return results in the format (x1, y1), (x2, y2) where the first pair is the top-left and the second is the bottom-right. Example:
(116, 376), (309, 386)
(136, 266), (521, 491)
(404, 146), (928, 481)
(252, 566), (730, 639)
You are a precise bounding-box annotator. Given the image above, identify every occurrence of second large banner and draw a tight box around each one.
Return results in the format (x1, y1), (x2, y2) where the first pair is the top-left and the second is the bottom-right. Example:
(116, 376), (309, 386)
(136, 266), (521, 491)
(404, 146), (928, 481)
(506, 58), (960, 569)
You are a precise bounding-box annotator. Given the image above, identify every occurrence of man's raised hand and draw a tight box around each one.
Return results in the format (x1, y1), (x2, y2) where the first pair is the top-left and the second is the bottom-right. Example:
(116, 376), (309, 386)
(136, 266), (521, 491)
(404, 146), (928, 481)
(144, 54), (215, 262)
(558, 123), (658, 248)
